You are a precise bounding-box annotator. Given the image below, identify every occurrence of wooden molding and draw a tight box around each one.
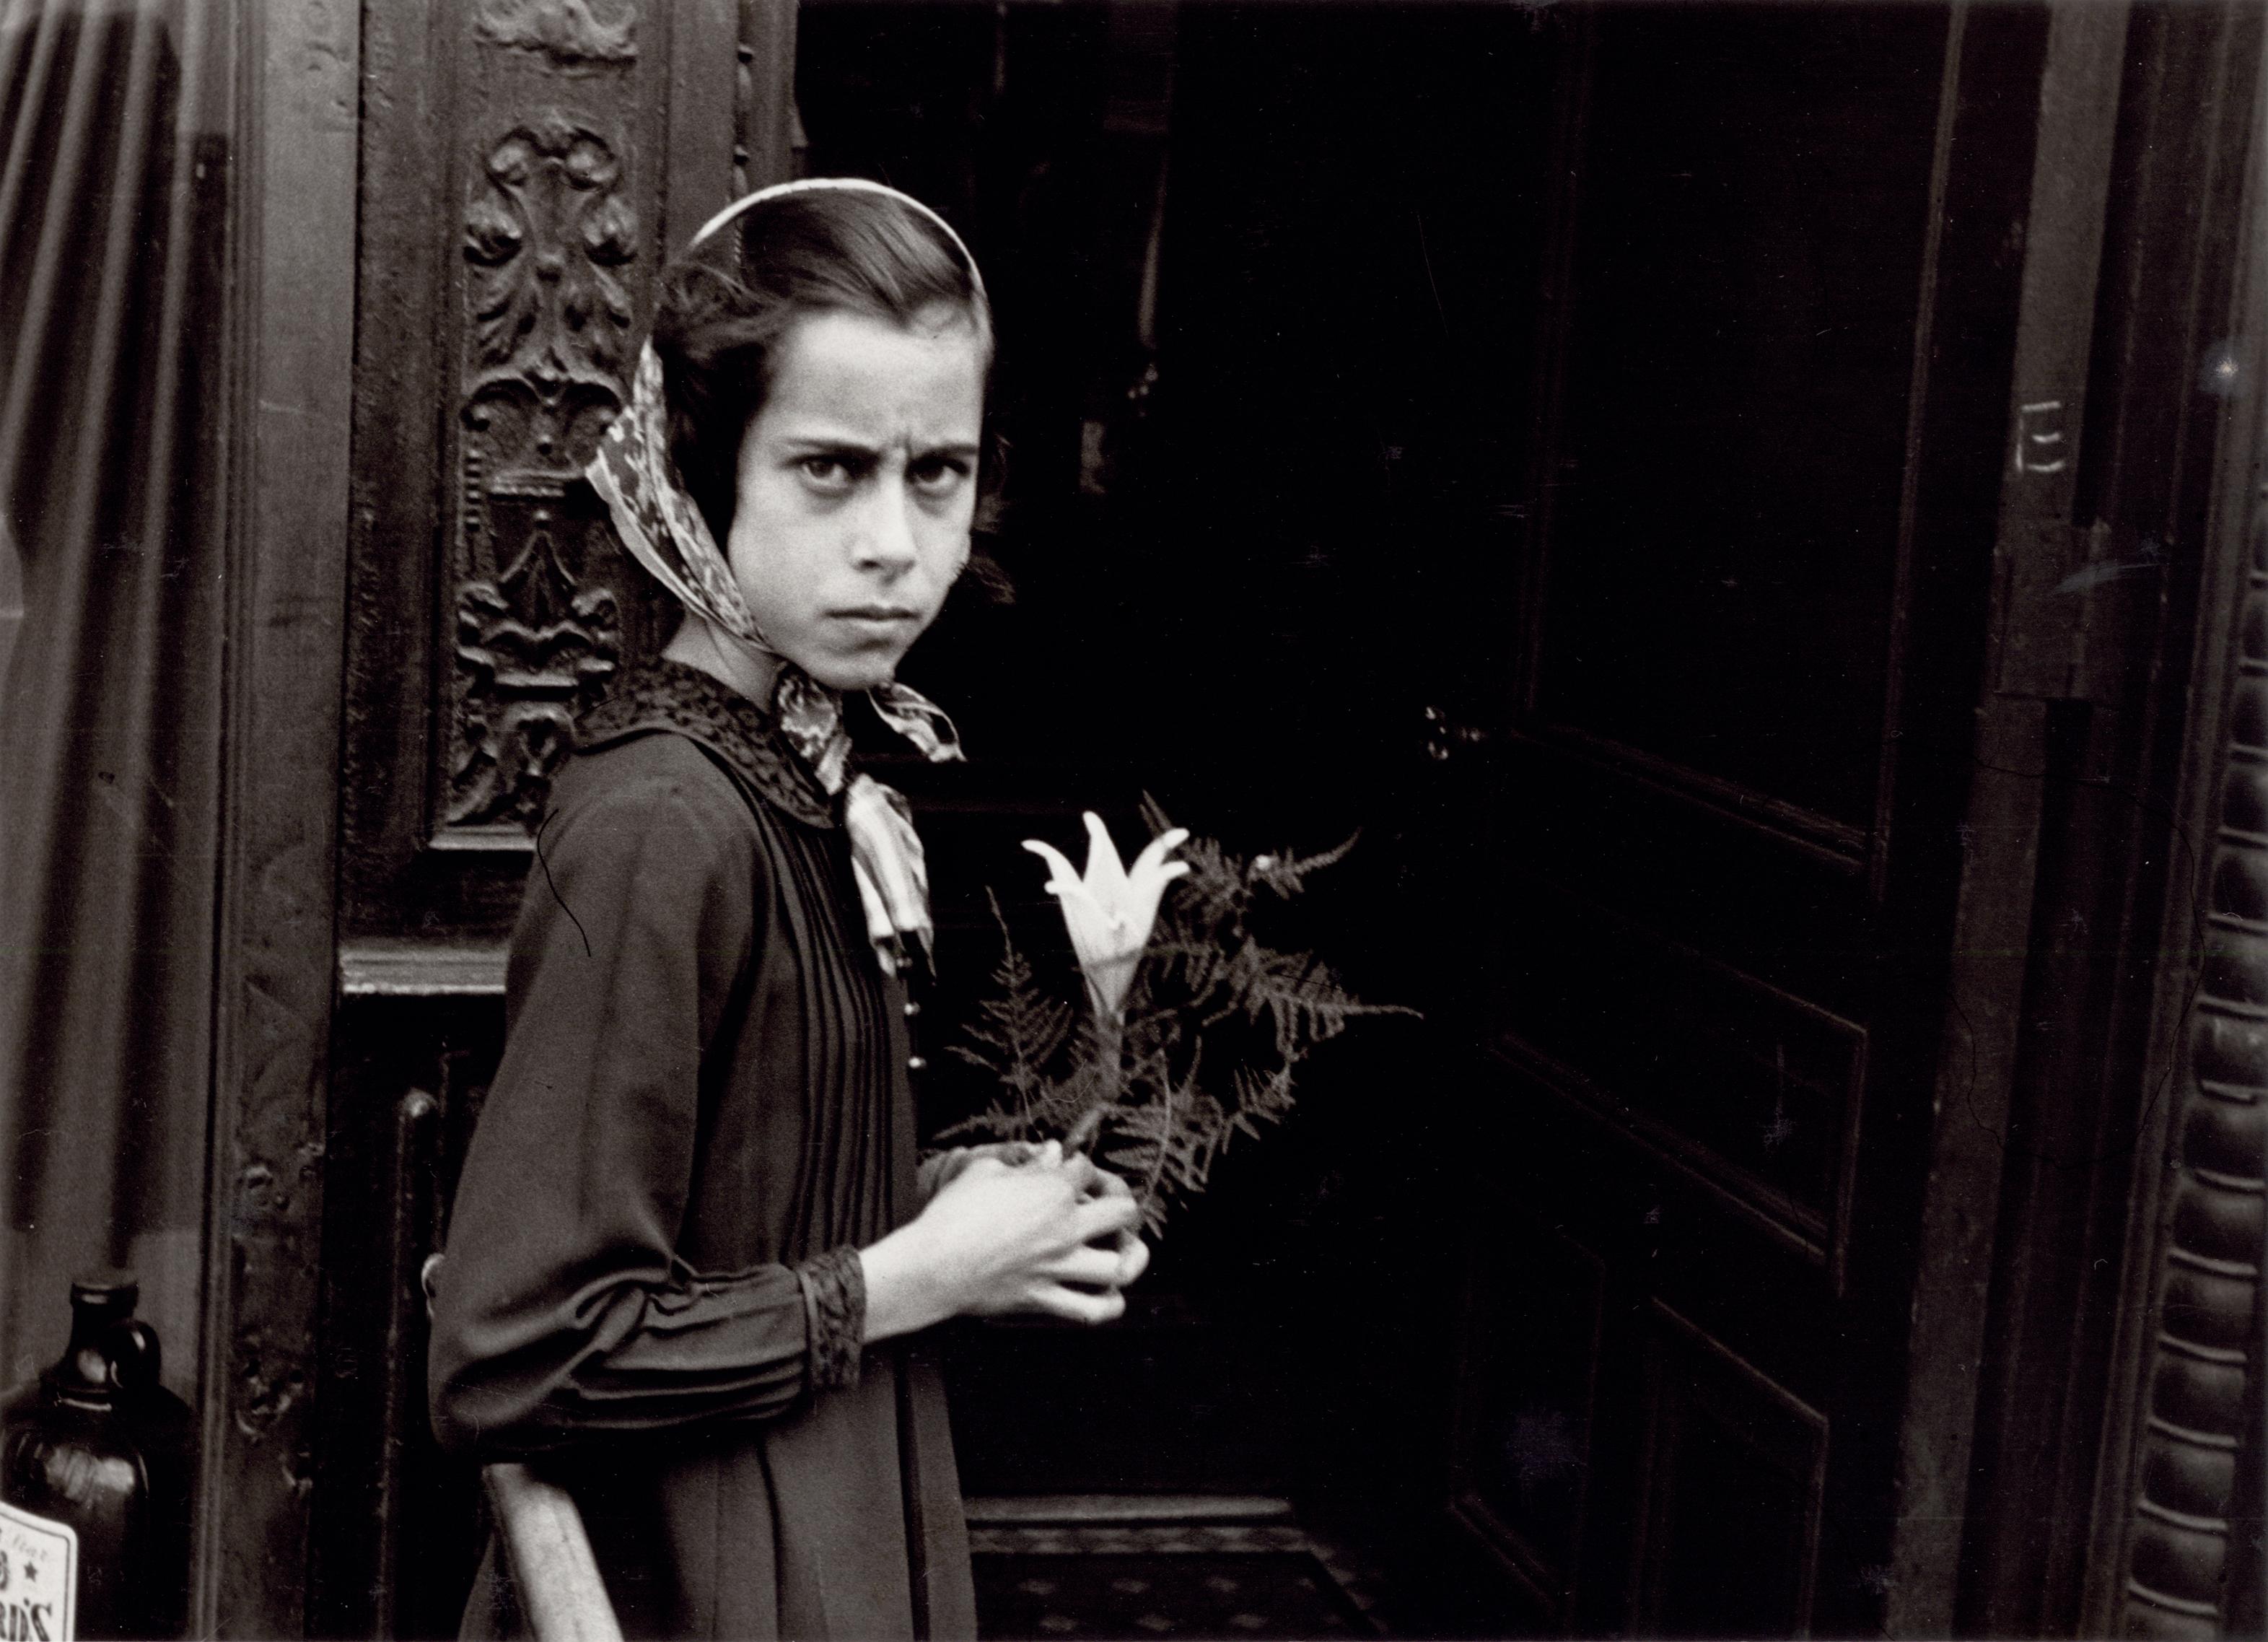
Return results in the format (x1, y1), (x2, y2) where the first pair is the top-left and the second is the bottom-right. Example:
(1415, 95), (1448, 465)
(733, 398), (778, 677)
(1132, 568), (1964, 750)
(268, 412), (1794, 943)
(1883, 5), (2128, 1626)
(198, 1), (363, 1633)
(2094, 17), (2268, 1630)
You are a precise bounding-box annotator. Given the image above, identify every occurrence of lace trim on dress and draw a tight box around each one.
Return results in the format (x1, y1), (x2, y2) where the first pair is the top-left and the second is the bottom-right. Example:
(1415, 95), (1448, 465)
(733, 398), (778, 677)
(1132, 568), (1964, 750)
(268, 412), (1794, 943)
(797, 1244), (867, 1391)
(576, 659), (836, 828)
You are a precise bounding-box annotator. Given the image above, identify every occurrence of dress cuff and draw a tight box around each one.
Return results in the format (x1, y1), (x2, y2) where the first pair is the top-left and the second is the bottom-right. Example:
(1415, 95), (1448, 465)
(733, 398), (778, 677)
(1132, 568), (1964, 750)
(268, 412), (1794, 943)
(796, 1245), (867, 1391)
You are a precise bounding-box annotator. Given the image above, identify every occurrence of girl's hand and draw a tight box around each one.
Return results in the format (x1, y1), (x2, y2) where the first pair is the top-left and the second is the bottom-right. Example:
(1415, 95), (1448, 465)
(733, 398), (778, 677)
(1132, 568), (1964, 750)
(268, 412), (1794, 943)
(916, 1140), (1039, 1202)
(860, 1143), (1147, 1338)
(1047, 1148), (1152, 1295)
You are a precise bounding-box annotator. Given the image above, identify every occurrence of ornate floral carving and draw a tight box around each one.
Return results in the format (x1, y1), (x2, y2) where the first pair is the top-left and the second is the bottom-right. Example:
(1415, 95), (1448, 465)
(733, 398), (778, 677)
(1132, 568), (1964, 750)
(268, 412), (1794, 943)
(475, 0), (637, 67)
(462, 112), (638, 475)
(446, 110), (642, 837)
(448, 479), (621, 830)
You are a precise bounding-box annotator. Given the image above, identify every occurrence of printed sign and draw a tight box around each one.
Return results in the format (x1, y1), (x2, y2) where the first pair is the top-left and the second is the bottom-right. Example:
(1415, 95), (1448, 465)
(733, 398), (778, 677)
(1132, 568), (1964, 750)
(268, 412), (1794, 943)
(0, 1500), (73, 1641)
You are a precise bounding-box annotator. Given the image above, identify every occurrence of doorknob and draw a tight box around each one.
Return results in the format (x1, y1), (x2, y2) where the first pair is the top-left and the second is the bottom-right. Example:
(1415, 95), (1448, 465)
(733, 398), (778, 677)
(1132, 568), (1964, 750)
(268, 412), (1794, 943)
(1422, 704), (1495, 763)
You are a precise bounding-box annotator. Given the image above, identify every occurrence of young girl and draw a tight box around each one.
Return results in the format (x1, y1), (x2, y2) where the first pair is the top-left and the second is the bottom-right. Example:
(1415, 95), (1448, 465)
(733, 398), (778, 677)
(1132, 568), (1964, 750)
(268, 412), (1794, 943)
(428, 179), (1148, 1641)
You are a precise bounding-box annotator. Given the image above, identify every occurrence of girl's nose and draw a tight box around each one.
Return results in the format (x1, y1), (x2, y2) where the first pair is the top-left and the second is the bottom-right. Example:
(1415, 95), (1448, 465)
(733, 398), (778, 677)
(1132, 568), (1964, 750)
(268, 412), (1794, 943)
(851, 481), (921, 574)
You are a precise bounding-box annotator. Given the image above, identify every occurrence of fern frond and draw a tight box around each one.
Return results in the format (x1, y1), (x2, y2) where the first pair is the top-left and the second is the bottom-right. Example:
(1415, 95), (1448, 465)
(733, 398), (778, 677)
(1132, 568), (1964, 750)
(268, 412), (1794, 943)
(953, 890), (1074, 1099)
(941, 821), (1417, 1234)
(1251, 830), (1361, 899)
(934, 1101), (1030, 1145)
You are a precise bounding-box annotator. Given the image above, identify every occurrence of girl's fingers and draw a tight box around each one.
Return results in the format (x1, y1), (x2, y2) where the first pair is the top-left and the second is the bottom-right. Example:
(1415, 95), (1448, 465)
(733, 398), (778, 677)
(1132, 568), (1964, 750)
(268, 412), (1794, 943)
(1053, 1150), (1105, 1195)
(915, 1149), (957, 1200)
(1073, 1190), (1142, 1243)
(1063, 1158), (1131, 1202)
(1030, 1282), (1127, 1327)
(1041, 1245), (1129, 1288)
(1113, 1229), (1151, 1286)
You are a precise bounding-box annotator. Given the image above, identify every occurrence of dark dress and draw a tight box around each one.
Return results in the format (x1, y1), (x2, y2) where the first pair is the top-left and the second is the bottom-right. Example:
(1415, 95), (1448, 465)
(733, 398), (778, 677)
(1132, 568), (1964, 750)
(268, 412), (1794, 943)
(428, 660), (976, 1641)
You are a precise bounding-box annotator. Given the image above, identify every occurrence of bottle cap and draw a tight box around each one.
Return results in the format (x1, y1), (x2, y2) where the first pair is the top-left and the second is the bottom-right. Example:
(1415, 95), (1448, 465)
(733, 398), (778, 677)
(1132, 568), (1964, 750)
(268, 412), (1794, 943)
(69, 1269), (139, 1307)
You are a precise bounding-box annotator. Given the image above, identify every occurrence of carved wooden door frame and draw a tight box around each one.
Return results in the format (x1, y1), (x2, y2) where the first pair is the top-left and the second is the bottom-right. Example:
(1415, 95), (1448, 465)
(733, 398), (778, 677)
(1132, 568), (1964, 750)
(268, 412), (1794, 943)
(198, 2), (360, 1633)
(2083, 14), (2268, 1633)
(197, 3), (800, 1633)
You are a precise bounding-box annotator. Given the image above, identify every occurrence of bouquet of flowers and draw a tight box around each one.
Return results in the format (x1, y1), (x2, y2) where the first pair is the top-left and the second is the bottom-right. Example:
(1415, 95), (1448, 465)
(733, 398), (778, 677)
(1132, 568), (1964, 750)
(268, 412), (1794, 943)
(941, 799), (1413, 1233)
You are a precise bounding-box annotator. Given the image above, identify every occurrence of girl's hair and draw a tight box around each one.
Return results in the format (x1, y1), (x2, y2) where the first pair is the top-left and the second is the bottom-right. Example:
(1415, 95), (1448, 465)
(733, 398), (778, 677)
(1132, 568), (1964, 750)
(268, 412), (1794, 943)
(649, 187), (999, 554)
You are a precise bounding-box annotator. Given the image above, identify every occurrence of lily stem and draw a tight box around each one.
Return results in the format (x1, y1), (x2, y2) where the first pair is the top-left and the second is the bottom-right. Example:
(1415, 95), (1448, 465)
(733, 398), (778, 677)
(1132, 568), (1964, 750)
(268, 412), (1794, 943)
(1064, 1008), (1124, 1155)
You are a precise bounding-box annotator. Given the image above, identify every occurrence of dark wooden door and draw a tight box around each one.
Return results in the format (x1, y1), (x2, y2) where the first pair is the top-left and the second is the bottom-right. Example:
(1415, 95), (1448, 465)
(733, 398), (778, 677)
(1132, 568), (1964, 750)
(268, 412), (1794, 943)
(307, 4), (797, 1634)
(1440, 7), (2062, 1635)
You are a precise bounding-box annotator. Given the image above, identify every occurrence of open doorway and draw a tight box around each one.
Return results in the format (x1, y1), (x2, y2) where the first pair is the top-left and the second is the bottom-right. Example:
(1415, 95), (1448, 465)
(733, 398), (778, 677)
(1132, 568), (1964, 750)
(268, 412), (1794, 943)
(792, 4), (2266, 1638)
(794, 4), (1556, 1630)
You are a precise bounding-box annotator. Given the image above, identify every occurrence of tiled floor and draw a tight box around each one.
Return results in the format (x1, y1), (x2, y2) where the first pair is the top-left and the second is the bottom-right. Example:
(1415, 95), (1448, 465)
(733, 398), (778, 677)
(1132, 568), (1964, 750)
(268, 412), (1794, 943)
(967, 1503), (1384, 1641)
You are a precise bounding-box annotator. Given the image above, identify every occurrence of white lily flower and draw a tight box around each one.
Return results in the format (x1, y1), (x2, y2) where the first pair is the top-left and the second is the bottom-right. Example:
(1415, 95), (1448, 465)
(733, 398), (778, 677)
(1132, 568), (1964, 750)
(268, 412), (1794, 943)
(1023, 812), (1191, 1019)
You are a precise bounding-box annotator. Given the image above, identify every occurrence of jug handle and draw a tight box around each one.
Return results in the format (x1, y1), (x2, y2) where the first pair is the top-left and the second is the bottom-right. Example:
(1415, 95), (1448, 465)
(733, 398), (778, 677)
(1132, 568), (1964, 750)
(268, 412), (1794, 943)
(102, 1319), (162, 1392)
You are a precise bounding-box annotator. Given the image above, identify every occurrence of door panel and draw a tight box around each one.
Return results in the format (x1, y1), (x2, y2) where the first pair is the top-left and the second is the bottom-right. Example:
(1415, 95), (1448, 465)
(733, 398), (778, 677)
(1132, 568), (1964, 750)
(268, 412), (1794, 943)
(1632, 1305), (1829, 1640)
(1499, 880), (1868, 1278)
(1533, 6), (1945, 839)
(1450, 1223), (1608, 1628)
(1448, 5), (2055, 1633)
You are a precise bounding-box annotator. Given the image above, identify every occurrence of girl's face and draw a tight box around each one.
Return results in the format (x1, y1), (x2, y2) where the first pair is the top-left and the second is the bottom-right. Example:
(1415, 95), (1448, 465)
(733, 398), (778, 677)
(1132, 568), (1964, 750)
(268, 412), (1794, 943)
(727, 303), (986, 692)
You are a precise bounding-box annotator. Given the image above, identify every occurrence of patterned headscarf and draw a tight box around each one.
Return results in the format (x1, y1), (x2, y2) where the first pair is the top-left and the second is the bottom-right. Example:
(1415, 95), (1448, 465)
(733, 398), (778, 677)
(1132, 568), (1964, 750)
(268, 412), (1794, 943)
(587, 179), (986, 977)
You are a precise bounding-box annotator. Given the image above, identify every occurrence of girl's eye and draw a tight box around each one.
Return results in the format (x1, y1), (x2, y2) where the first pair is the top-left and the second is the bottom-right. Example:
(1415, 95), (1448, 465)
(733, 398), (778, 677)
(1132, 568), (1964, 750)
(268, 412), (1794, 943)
(909, 457), (972, 496)
(798, 456), (854, 492)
